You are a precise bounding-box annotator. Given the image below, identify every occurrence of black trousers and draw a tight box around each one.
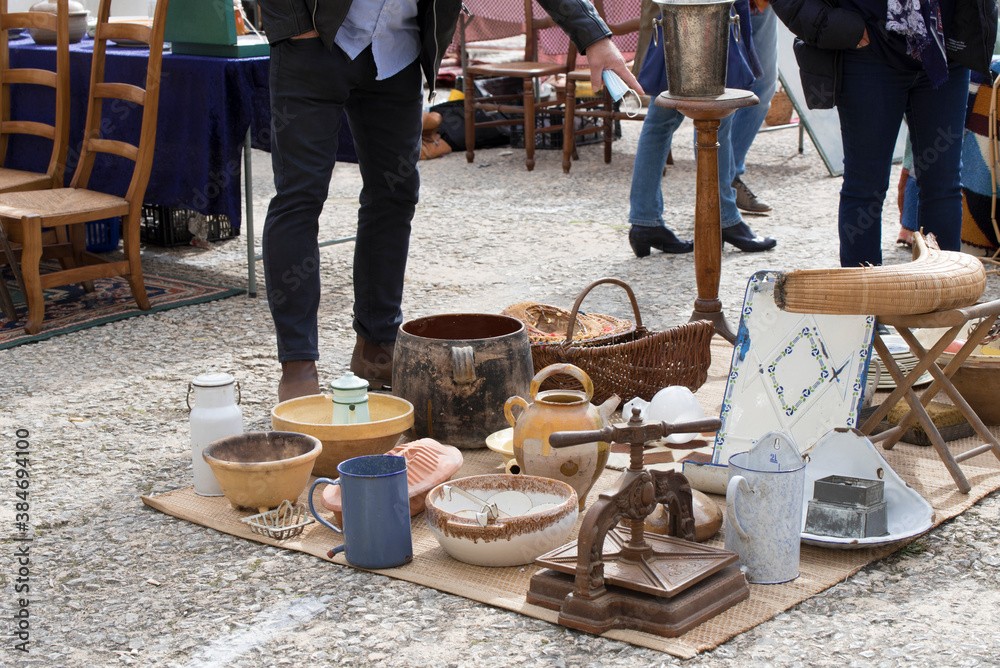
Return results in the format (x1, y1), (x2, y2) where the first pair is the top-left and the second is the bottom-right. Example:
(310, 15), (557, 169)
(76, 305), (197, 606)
(262, 38), (423, 362)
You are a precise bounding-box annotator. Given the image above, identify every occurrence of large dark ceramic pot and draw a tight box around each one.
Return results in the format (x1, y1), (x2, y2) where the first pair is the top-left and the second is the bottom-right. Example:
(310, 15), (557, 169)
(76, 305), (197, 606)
(392, 313), (534, 449)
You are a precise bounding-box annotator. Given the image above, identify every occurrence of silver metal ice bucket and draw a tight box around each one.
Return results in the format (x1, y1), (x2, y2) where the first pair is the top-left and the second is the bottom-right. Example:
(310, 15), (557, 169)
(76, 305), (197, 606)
(653, 0), (738, 97)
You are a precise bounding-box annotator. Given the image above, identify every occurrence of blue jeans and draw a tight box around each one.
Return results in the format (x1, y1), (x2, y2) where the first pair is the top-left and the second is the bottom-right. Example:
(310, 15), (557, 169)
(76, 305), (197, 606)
(730, 7), (778, 180)
(901, 173), (919, 232)
(837, 47), (969, 267)
(263, 39), (423, 361)
(629, 103), (740, 230)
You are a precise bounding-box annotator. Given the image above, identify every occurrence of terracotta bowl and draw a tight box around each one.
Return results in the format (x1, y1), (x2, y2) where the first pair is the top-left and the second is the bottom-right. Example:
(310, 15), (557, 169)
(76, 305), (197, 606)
(938, 351), (1000, 425)
(271, 393), (414, 478)
(321, 438), (464, 523)
(425, 474), (578, 567)
(202, 431), (322, 512)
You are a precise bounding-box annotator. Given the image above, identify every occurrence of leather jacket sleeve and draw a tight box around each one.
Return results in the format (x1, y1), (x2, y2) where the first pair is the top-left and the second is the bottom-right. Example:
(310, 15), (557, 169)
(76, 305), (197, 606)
(536, 0), (613, 54)
(769, 0), (866, 50)
(259, 0), (325, 45)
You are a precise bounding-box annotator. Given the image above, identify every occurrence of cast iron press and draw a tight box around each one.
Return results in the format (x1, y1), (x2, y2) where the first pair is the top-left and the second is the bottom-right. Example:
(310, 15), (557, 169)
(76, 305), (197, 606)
(526, 410), (750, 637)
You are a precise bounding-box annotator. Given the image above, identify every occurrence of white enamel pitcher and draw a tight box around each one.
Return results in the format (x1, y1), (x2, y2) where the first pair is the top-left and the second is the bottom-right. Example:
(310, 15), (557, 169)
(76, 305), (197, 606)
(724, 431), (805, 584)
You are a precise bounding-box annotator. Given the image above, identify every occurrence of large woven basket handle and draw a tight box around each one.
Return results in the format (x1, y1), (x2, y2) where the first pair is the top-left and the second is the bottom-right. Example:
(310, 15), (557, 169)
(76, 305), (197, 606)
(564, 277), (644, 343)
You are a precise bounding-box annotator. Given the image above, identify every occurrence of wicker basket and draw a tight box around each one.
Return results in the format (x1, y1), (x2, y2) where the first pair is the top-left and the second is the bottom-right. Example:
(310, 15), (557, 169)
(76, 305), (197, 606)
(765, 88), (794, 126)
(523, 278), (714, 404)
(501, 301), (635, 345)
(775, 233), (987, 315)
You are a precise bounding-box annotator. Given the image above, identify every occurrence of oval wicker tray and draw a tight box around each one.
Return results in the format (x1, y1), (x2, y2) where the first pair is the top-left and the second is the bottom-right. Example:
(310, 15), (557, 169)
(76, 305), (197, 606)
(775, 233), (986, 315)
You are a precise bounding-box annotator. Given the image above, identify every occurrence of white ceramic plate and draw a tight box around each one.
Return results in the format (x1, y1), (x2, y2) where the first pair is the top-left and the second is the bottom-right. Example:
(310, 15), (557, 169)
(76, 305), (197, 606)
(800, 429), (934, 549)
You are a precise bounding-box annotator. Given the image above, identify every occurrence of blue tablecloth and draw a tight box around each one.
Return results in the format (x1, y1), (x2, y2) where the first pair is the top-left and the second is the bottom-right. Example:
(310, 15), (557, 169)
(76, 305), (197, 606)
(6, 33), (357, 231)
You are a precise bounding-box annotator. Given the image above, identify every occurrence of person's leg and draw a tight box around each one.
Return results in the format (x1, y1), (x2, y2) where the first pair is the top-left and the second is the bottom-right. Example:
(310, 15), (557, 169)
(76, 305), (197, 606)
(263, 37), (349, 399)
(837, 48), (909, 267)
(729, 7), (778, 213)
(717, 114), (740, 230)
(627, 103), (692, 257)
(906, 64), (970, 251)
(900, 173), (919, 236)
(731, 6), (778, 179)
(715, 115), (776, 250)
(344, 54), (423, 384)
(629, 103), (684, 228)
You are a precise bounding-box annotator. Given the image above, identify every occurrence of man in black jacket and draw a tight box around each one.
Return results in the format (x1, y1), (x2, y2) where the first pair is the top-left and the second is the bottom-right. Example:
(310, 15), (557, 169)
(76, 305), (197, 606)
(259, 0), (640, 400)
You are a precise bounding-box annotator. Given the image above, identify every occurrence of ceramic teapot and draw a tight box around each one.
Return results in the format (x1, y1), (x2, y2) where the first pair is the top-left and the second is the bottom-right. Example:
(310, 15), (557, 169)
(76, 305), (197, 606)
(504, 364), (618, 510)
(29, 0), (89, 44)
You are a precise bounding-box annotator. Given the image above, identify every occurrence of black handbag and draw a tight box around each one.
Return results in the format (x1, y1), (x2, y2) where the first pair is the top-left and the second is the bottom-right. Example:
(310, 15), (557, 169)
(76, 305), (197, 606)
(945, 0), (999, 76)
(793, 39), (841, 109)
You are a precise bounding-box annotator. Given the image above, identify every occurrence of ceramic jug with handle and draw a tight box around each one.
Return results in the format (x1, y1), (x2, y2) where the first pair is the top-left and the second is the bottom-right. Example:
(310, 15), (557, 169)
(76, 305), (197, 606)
(504, 364), (618, 510)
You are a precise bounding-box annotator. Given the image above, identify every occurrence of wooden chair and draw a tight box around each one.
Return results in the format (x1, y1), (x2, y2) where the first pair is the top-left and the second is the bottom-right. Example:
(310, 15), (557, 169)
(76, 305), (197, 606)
(0, 0), (170, 334)
(0, 0), (71, 321)
(461, 0), (568, 171)
(561, 0), (643, 174)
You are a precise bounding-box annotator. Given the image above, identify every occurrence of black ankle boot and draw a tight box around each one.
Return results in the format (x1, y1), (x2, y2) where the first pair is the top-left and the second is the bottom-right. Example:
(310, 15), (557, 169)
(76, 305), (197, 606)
(721, 222), (777, 252)
(629, 226), (694, 258)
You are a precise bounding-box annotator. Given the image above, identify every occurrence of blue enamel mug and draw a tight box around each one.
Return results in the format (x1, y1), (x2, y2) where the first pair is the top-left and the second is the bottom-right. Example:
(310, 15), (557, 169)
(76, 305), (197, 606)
(308, 454), (413, 569)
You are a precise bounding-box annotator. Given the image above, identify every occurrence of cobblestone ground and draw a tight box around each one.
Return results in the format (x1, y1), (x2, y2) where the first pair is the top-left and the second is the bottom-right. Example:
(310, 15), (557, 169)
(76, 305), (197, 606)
(2, 116), (999, 667)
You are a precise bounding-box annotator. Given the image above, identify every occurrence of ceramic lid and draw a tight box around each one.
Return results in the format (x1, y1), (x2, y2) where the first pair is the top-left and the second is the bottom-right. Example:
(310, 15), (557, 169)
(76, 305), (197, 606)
(330, 372), (368, 392)
(192, 371), (236, 387)
(30, 0), (88, 15)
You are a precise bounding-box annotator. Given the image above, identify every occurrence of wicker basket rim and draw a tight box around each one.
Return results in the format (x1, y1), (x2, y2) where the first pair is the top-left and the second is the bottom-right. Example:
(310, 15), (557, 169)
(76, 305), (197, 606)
(502, 301), (635, 343)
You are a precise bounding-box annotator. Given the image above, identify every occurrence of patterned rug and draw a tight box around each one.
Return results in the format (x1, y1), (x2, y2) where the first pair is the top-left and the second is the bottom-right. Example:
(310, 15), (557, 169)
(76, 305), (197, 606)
(0, 269), (243, 350)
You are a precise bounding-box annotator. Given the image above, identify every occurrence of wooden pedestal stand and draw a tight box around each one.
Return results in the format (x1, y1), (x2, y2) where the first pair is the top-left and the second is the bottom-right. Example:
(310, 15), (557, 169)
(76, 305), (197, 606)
(655, 90), (758, 343)
(526, 413), (749, 637)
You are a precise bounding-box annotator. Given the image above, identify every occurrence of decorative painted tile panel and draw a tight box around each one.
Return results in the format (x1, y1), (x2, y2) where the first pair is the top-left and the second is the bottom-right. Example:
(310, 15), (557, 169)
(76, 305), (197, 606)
(711, 271), (875, 465)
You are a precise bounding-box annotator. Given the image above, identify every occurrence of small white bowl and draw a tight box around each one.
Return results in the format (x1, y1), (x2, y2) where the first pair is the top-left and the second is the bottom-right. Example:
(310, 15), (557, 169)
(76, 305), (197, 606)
(425, 475), (577, 567)
(485, 427), (514, 460)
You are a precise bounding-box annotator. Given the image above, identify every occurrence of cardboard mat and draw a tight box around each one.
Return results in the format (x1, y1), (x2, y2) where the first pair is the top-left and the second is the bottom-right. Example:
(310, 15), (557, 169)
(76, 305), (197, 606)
(141, 339), (1000, 658)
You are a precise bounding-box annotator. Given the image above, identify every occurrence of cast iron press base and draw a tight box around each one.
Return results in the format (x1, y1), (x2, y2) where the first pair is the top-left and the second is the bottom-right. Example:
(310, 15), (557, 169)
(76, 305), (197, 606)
(526, 413), (749, 637)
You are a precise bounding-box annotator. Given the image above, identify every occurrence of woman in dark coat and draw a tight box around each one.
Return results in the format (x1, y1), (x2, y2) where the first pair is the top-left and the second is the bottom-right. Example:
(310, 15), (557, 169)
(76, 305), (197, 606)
(772, 0), (994, 267)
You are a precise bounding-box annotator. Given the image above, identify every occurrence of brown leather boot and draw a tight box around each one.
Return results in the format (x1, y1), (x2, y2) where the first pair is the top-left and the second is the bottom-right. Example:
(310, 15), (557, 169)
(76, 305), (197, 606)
(278, 360), (320, 403)
(350, 336), (394, 390)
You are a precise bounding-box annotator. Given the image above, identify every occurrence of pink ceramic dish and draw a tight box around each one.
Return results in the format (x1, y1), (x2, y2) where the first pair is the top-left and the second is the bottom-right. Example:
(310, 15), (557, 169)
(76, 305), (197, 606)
(321, 438), (464, 521)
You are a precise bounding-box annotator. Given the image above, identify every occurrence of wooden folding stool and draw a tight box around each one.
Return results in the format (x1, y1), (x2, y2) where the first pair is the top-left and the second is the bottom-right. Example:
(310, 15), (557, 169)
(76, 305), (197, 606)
(860, 300), (1000, 493)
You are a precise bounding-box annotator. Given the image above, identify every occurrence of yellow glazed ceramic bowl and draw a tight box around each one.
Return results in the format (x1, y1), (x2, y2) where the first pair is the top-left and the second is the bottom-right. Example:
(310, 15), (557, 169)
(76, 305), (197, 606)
(271, 393), (414, 477)
(202, 431), (322, 512)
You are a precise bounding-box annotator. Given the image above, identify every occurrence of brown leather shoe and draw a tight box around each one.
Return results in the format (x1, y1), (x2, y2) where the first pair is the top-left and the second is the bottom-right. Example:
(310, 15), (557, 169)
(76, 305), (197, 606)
(278, 360), (320, 403)
(420, 132), (453, 160)
(350, 337), (394, 390)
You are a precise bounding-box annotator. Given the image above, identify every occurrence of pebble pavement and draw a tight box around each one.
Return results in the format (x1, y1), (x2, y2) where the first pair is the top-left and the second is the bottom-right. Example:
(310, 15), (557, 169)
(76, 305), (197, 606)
(2, 117), (999, 667)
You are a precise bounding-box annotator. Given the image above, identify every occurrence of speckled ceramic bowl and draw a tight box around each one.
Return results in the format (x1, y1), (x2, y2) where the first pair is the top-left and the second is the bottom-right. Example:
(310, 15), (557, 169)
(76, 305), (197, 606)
(424, 474), (578, 567)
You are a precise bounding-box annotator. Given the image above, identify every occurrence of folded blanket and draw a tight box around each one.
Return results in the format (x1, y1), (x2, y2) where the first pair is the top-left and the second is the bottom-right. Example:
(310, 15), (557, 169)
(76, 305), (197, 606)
(961, 61), (1000, 254)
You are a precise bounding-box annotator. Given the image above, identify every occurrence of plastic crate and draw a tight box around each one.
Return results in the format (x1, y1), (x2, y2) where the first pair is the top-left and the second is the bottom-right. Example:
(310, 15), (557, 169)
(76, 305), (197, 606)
(139, 205), (237, 247)
(85, 218), (122, 253)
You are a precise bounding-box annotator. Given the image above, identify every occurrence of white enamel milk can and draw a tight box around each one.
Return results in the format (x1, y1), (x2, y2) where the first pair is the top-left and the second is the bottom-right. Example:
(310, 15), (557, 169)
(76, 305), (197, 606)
(187, 372), (244, 496)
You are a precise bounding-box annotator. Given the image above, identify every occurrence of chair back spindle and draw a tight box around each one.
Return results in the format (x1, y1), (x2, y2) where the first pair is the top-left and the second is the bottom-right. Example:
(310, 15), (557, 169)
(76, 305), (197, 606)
(0, 0), (71, 188)
(71, 0), (170, 207)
